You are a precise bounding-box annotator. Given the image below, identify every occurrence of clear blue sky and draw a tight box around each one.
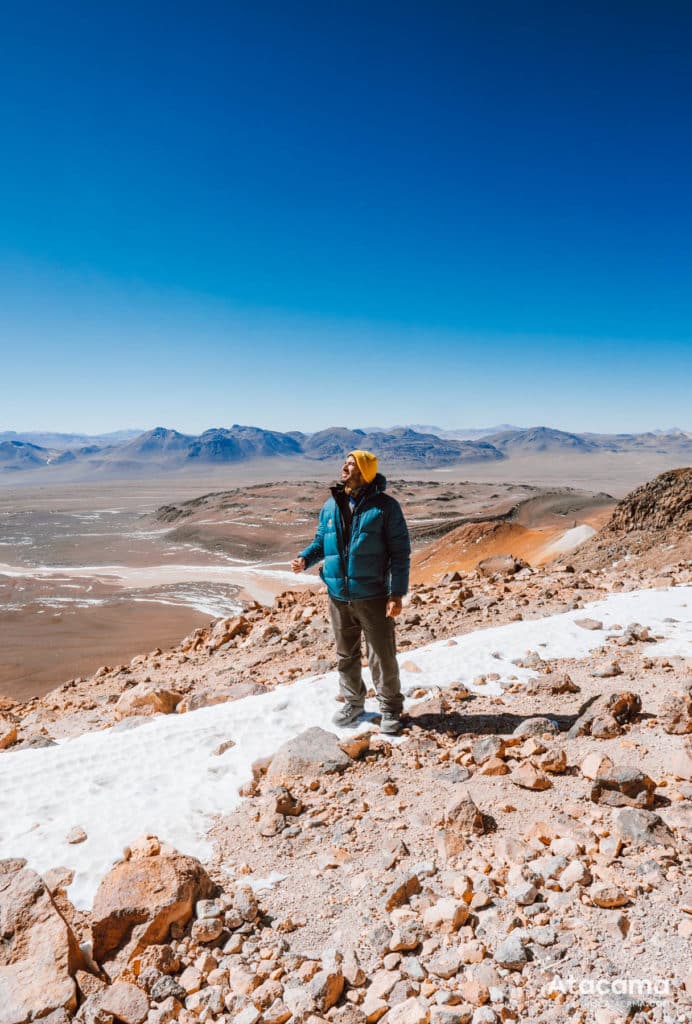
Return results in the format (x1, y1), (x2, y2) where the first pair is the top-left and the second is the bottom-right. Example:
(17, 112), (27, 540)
(1, 1), (690, 434)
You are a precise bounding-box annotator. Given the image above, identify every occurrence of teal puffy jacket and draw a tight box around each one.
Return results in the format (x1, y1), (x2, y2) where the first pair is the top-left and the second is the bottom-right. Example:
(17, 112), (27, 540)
(300, 474), (411, 602)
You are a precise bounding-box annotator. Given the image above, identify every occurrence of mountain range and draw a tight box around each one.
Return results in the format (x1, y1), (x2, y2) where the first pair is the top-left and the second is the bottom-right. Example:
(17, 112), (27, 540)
(0, 424), (690, 476)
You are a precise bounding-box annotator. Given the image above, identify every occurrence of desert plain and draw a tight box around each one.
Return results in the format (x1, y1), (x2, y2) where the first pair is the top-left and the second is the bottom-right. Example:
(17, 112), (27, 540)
(0, 448), (671, 702)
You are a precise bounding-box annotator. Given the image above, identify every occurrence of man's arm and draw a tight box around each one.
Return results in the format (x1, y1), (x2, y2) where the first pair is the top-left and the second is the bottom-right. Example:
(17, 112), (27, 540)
(385, 499), (411, 599)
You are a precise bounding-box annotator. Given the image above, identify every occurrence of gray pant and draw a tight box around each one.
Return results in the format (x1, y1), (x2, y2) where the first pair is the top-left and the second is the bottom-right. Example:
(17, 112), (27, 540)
(328, 596), (403, 716)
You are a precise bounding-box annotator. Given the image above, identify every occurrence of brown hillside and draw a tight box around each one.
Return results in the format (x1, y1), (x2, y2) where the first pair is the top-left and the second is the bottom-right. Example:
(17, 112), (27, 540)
(604, 466), (692, 533)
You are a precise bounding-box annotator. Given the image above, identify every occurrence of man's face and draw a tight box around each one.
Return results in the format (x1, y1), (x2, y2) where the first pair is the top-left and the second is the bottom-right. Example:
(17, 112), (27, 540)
(341, 455), (364, 490)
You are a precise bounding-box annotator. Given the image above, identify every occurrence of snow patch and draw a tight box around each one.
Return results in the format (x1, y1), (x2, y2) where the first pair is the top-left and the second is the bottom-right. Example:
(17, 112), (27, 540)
(0, 586), (689, 911)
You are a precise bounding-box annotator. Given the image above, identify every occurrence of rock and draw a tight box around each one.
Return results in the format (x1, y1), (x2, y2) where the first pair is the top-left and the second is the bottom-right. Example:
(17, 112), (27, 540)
(150, 976), (186, 1002)
(534, 745), (567, 774)
(606, 691), (641, 724)
(589, 713), (623, 739)
(91, 840), (215, 976)
(559, 859), (592, 889)
(65, 825), (88, 845)
(470, 1009), (496, 1024)
(191, 917), (224, 943)
(426, 947), (462, 978)
(658, 690), (692, 734)
(307, 970), (344, 1012)
(213, 739), (236, 756)
(266, 727), (351, 783)
(115, 684), (182, 719)
(590, 884), (630, 908)
(590, 768), (656, 809)
(0, 716), (17, 749)
(342, 949), (366, 987)
(0, 859), (84, 1022)
(233, 1006), (262, 1024)
(593, 660), (623, 678)
(493, 934), (530, 970)
(98, 981), (150, 1024)
(510, 763), (551, 791)
(476, 756), (508, 776)
(423, 898), (469, 932)
(390, 920), (423, 951)
(508, 882), (537, 906)
(575, 618), (603, 630)
(401, 661), (423, 673)
(477, 555), (527, 577)
(384, 874), (422, 912)
(208, 615), (251, 649)
(179, 965), (203, 994)
(263, 1000), (293, 1024)
(580, 752), (614, 780)
(386, 997), (430, 1024)
(367, 969), (400, 1001)
(612, 808), (675, 849)
(471, 737), (505, 765)
(568, 706), (621, 739)
(525, 672), (579, 695)
(460, 980), (489, 1007)
(512, 717), (559, 739)
(437, 789), (485, 860)
(430, 1009), (473, 1024)
(339, 733), (372, 759)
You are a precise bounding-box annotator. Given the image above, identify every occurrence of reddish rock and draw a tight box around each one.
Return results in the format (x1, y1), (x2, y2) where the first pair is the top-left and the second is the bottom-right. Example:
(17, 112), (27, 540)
(590, 768), (656, 809)
(0, 859), (85, 1022)
(658, 690), (692, 735)
(91, 839), (215, 977)
(115, 684), (182, 719)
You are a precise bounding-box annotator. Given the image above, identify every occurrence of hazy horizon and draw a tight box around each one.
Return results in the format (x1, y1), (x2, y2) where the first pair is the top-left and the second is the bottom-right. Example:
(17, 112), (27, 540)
(2, 420), (691, 440)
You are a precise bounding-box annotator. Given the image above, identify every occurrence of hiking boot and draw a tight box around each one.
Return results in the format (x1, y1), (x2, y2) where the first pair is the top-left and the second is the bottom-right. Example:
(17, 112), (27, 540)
(379, 712), (402, 735)
(332, 703), (364, 727)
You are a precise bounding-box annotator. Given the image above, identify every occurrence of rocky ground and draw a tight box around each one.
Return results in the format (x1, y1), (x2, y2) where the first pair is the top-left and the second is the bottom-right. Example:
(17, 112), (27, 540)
(1, 469), (691, 1024)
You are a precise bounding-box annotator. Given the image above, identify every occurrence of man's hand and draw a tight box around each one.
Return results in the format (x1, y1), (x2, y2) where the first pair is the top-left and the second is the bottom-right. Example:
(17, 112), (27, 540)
(386, 596), (403, 618)
(291, 556), (306, 574)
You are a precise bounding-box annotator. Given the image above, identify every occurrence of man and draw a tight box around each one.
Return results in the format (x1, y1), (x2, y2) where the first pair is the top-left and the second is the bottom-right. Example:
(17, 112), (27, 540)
(291, 450), (411, 734)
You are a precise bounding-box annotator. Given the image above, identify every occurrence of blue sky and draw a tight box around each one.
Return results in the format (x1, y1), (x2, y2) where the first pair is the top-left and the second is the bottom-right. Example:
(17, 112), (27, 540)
(1, 1), (690, 434)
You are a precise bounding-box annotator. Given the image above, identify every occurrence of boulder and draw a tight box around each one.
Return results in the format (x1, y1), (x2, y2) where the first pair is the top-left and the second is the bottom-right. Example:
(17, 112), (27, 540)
(115, 684), (182, 719)
(98, 981), (150, 1023)
(477, 555), (528, 578)
(658, 690), (692, 735)
(493, 934), (530, 970)
(606, 691), (642, 724)
(575, 618), (603, 631)
(569, 697), (627, 739)
(612, 809), (675, 849)
(472, 737), (505, 765)
(590, 768), (656, 809)
(437, 789), (485, 859)
(0, 858), (85, 1023)
(208, 615), (251, 650)
(512, 717), (559, 739)
(266, 727), (351, 784)
(91, 838), (215, 977)
(581, 752), (614, 780)
(510, 763), (551, 791)
(525, 673), (579, 696)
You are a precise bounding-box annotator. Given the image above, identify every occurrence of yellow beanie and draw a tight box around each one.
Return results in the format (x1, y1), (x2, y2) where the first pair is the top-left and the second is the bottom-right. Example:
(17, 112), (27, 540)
(349, 449), (378, 484)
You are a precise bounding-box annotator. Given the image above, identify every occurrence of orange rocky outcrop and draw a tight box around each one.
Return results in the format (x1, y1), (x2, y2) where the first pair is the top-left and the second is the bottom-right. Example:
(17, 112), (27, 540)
(91, 835), (215, 979)
(0, 859), (86, 1023)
